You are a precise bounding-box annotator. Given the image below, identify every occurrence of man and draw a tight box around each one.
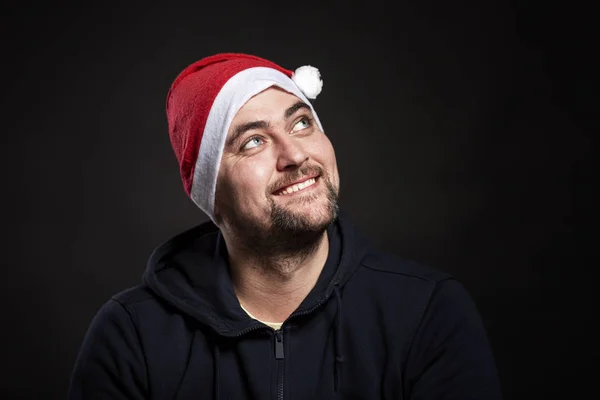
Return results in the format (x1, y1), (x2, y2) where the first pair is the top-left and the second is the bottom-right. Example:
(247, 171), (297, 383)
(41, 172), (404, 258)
(69, 53), (502, 399)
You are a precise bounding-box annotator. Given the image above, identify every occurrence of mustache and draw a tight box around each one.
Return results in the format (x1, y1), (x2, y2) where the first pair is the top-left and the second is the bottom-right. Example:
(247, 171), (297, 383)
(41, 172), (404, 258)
(269, 165), (324, 193)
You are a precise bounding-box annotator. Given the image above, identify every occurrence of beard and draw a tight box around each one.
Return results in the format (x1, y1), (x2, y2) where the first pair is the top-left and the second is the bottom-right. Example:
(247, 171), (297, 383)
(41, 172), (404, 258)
(218, 165), (339, 263)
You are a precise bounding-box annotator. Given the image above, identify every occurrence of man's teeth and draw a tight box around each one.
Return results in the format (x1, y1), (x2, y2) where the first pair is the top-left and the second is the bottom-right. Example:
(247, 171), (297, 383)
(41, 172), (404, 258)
(277, 178), (317, 195)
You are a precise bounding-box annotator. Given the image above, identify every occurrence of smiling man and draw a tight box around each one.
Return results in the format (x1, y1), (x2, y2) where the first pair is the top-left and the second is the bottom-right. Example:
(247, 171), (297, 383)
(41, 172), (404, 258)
(69, 53), (502, 399)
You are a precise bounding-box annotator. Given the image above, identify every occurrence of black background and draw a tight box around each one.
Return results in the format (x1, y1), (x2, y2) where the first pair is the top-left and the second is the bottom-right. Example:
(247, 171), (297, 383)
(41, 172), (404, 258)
(2, 1), (595, 399)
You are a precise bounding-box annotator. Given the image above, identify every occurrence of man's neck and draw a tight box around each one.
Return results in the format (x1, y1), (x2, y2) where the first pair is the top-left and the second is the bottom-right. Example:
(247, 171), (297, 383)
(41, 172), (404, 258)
(225, 231), (329, 323)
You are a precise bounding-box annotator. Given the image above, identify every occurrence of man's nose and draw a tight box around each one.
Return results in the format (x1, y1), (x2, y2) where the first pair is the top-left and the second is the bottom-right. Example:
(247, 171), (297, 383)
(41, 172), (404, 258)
(275, 136), (308, 171)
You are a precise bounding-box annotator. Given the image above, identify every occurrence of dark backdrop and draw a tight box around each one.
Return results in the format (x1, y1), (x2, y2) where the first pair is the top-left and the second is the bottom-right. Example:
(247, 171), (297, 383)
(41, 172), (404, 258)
(2, 1), (595, 399)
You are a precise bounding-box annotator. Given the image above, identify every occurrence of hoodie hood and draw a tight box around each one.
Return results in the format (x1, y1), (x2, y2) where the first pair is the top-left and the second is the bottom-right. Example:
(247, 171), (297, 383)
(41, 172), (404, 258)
(143, 212), (370, 337)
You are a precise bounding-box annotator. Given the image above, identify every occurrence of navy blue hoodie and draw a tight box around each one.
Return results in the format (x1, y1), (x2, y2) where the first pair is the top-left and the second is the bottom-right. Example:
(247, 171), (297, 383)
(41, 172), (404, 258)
(69, 214), (502, 399)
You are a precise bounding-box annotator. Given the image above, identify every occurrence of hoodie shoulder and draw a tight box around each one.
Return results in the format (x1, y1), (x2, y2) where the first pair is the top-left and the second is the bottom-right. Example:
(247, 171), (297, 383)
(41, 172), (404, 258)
(111, 284), (156, 307)
(360, 251), (452, 284)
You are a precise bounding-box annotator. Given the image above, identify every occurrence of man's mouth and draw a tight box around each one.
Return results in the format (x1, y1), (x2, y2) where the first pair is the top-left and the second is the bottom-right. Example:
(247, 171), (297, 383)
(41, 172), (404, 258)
(274, 176), (319, 196)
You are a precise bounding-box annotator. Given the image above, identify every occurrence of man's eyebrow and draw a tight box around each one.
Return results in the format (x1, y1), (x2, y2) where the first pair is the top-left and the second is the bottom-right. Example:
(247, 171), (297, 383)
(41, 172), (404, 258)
(226, 120), (270, 149)
(285, 101), (311, 120)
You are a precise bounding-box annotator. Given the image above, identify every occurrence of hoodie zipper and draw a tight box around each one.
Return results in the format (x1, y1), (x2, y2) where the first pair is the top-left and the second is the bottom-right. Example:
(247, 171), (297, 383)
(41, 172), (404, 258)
(218, 288), (337, 399)
(271, 291), (333, 400)
(272, 288), (339, 400)
(274, 329), (284, 400)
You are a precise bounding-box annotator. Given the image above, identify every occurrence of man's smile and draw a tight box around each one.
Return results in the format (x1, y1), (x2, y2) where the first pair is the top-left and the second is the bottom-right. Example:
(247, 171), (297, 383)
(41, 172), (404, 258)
(274, 176), (319, 196)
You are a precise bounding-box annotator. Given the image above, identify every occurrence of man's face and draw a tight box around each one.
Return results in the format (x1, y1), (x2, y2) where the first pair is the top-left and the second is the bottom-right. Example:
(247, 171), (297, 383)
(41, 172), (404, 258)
(215, 87), (339, 250)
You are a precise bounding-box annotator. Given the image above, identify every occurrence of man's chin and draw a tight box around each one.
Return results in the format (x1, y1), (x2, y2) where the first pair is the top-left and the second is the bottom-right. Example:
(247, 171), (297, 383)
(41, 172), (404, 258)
(271, 200), (336, 234)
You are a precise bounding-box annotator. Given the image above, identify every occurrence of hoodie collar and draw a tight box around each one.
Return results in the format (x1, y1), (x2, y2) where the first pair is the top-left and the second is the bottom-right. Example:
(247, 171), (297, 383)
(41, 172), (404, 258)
(143, 212), (368, 336)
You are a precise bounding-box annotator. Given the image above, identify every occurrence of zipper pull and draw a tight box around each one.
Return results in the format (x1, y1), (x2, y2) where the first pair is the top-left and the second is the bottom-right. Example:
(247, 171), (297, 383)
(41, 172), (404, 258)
(274, 330), (284, 359)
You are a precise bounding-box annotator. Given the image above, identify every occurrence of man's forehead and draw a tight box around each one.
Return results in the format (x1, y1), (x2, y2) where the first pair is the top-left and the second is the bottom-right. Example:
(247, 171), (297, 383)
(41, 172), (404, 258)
(235, 87), (305, 117)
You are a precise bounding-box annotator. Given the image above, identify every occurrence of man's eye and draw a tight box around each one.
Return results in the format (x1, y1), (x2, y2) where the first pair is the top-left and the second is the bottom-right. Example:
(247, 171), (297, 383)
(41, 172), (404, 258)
(242, 137), (264, 150)
(292, 117), (312, 132)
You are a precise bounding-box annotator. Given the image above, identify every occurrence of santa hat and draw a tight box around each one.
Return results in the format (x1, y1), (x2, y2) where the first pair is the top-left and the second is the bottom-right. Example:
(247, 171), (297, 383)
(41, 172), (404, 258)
(166, 53), (324, 223)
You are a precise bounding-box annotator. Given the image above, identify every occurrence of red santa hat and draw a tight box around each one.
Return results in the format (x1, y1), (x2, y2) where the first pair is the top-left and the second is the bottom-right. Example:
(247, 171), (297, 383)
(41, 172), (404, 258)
(166, 53), (324, 222)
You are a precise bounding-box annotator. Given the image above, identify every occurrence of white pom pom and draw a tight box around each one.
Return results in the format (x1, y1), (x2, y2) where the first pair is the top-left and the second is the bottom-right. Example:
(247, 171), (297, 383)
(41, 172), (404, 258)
(291, 65), (323, 99)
